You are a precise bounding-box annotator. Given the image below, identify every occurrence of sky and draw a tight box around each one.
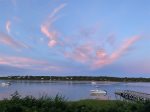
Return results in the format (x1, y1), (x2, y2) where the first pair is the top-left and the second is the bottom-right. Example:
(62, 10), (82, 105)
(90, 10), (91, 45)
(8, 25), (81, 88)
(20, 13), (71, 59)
(0, 0), (150, 77)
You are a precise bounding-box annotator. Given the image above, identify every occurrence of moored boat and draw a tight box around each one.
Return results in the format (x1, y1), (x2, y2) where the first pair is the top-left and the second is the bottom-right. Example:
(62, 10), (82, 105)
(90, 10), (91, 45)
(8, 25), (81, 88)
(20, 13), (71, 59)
(90, 89), (107, 95)
(91, 81), (96, 85)
(1, 82), (11, 87)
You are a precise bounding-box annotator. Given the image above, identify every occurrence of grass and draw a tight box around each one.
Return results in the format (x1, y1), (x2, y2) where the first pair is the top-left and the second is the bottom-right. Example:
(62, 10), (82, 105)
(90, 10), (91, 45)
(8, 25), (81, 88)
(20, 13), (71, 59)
(0, 91), (150, 112)
(71, 100), (140, 112)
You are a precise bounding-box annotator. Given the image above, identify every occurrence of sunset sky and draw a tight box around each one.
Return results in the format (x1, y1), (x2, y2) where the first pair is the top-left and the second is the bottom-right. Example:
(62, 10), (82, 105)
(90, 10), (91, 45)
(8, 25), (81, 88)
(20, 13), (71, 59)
(0, 0), (150, 77)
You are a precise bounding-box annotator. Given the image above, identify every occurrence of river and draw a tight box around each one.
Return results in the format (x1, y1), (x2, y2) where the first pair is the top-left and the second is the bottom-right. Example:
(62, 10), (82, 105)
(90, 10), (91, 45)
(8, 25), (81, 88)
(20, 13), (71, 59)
(0, 80), (150, 100)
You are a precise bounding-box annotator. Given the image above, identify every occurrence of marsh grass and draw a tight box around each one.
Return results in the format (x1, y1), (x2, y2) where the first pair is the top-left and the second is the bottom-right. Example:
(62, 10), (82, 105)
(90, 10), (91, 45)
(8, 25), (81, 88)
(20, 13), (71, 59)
(0, 91), (149, 112)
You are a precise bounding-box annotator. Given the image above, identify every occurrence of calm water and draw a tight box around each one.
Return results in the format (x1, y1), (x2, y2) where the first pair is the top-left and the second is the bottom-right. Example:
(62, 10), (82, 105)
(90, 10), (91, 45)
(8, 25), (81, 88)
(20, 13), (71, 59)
(0, 80), (150, 100)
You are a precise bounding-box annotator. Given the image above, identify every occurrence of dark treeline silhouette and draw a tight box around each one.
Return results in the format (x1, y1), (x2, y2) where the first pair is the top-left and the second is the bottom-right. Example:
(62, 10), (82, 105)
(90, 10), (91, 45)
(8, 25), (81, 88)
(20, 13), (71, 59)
(0, 76), (150, 82)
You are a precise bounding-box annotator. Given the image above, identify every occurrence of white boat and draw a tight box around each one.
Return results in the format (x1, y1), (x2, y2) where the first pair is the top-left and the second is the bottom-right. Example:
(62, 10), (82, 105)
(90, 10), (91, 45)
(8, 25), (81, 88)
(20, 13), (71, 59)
(90, 89), (107, 95)
(91, 81), (96, 85)
(1, 82), (11, 87)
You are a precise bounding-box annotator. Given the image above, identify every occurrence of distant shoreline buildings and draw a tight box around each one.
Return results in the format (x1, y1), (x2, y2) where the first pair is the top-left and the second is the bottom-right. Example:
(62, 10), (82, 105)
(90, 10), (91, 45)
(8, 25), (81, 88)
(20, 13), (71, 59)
(0, 76), (150, 82)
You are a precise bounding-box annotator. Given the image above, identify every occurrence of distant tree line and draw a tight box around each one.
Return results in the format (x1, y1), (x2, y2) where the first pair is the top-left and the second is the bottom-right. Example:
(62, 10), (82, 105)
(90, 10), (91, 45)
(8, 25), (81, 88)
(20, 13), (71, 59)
(0, 76), (150, 82)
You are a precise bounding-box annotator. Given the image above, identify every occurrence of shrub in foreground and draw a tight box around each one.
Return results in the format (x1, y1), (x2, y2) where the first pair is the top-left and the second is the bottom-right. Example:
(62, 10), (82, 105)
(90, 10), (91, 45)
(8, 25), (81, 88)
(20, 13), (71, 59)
(0, 92), (149, 112)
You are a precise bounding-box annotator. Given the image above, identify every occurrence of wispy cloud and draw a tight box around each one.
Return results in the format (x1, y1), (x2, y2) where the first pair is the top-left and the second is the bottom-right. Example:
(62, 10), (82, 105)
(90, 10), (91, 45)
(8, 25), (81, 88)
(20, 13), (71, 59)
(96, 48), (107, 59)
(63, 27), (141, 69)
(92, 35), (141, 68)
(0, 56), (46, 68)
(49, 3), (66, 18)
(0, 55), (62, 71)
(6, 20), (11, 34)
(65, 43), (94, 63)
(41, 24), (59, 47)
(0, 32), (29, 50)
(41, 3), (66, 47)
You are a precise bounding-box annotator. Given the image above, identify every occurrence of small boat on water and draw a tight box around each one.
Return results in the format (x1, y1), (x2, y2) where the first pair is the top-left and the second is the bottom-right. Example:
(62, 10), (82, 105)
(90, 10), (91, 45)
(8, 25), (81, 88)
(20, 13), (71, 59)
(90, 81), (107, 97)
(1, 82), (11, 87)
(90, 89), (107, 96)
(90, 89), (107, 94)
(91, 81), (96, 85)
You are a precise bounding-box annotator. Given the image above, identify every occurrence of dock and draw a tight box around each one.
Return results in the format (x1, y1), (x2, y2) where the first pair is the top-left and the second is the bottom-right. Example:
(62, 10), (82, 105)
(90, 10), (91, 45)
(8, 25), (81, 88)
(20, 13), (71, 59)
(115, 90), (150, 102)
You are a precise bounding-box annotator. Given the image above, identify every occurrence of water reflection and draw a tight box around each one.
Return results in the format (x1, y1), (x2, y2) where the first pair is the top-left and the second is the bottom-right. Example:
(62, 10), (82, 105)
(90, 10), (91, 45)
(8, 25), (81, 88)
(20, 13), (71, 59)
(0, 80), (150, 100)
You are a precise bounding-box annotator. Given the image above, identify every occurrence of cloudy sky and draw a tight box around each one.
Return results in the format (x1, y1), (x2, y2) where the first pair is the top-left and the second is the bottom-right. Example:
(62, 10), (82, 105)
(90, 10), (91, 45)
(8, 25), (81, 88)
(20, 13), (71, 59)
(0, 0), (150, 77)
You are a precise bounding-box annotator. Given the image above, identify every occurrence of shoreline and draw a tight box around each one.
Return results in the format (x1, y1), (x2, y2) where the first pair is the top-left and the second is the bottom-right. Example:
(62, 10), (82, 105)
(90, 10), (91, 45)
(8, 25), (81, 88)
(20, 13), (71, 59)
(0, 79), (150, 83)
(0, 76), (150, 82)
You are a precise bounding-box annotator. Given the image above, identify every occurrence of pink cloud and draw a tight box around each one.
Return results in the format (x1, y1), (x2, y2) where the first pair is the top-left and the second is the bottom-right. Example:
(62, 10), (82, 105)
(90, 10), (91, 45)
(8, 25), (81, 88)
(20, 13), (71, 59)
(6, 20), (11, 34)
(0, 56), (47, 68)
(96, 48), (107, 59)
(110, 36), (140, 59)
(41, 25), (49, 38)
(61, 22), (141, 69)
(92, 35), (141, 68)
(0, 55), (62, 71)
(41, 24), (59, 47)
(41, 24), (58, 39)
(48, 39), (57, 47)
(49, 3), (66, 18)
(64, 43), (94, 63)
(0, 32), (29, 50)
(41, 3), (66, 48)
(63, 33), (141, 69)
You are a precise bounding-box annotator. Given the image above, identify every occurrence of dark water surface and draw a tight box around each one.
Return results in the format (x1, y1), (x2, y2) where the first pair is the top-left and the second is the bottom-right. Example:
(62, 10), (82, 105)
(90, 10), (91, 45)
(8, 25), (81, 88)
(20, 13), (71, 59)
(0, 80), (150, 100)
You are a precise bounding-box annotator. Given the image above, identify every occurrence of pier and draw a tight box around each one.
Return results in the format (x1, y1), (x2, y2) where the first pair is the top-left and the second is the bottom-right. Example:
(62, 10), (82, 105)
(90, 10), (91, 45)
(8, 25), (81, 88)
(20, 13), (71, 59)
(115, 90), (150, 102)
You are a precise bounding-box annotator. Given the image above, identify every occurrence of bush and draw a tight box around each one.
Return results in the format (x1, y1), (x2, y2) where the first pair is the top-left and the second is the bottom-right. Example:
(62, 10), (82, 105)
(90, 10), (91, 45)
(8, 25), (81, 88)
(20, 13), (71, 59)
(0, 92), (149, 112)
(4, 104), (23, 112)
